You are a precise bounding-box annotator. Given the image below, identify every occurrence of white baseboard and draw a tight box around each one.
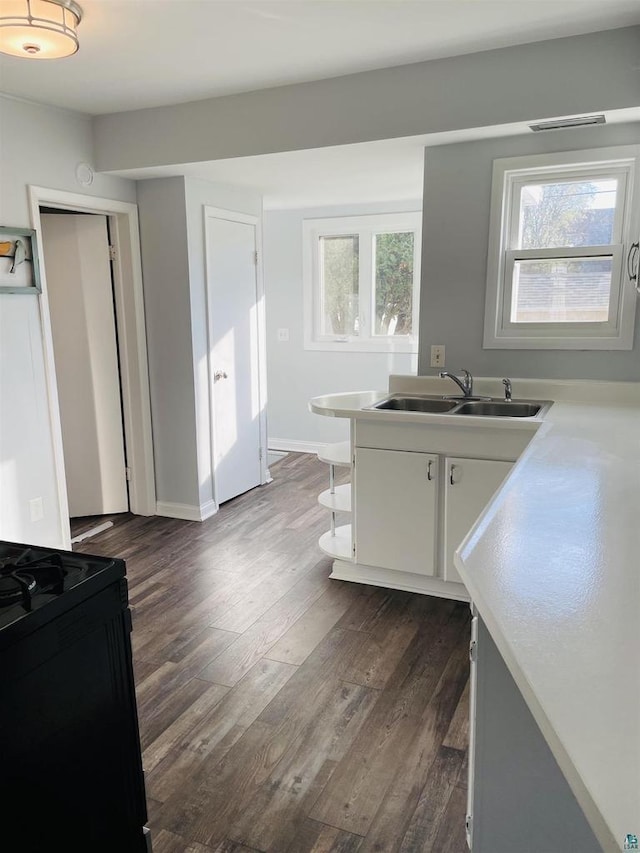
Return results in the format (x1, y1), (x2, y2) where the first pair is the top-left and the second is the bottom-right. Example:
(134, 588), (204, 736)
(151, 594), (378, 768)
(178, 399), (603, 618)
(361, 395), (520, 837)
(156, 500), (218, 522)
(268, 438), (326, 456)
(199, 499), (217, 520)
(330, 559), (470, 602)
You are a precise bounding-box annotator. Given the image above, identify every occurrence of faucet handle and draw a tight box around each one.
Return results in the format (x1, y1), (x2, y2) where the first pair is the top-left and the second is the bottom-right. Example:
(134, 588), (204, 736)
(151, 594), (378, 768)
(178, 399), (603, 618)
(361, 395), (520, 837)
(502, 378), (512, 401)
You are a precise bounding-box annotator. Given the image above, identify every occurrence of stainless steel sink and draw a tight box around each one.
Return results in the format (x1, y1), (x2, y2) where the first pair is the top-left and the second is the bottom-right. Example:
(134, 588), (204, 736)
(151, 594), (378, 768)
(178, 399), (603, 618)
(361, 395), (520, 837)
(371, 395), (458, 413)
(453, 401), (545, 417)
(366, 394), (552, 418)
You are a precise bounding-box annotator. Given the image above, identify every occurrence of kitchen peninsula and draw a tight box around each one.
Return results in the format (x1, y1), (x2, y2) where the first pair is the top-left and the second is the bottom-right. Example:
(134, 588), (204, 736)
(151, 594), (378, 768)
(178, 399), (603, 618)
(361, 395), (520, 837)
(310, 374), (640, 852)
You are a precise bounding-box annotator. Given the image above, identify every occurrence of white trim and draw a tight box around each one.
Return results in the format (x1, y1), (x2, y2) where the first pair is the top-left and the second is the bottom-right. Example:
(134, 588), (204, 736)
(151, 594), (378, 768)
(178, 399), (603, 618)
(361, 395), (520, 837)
(303, 211), (421, 353)
(203, 205), (270, 509)
(483, 145), (640, 351)
(28, 186), (157, 549)
(156, 500), (217, 522)
(69, 521), (114, 544)
(329, 559), (470, 601)
(268, 438), (326, 455)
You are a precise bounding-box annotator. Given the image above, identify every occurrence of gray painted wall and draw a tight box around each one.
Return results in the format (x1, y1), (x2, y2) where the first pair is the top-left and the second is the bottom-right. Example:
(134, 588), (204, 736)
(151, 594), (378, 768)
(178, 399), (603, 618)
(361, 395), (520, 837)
(418, 122), (640, 381)
(94, 27), (640, 173)
(137, 177), (200, 508)
(264, 202), (419, 447)
(0, 95), (135, 548)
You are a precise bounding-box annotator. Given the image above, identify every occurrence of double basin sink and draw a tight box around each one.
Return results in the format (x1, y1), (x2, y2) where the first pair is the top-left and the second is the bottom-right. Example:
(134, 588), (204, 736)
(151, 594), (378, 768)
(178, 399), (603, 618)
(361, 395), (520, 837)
(366, 394), (553, 418)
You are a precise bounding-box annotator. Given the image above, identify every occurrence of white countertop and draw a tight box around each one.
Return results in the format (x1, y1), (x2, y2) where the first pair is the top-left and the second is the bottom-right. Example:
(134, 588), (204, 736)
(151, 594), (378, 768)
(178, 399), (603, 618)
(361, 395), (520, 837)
(310, 376), (640, 851)
(456, 397), (640, 852)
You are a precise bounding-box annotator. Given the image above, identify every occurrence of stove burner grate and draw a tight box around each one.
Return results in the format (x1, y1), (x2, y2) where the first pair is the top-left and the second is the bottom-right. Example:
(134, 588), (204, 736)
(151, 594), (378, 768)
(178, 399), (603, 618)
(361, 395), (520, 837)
(0, 549), (66, 611)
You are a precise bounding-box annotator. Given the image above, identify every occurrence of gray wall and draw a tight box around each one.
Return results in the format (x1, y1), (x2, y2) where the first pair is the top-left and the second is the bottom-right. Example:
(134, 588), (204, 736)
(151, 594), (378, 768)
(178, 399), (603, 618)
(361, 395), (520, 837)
(137, 177), (200, 508)
(93, 27), (640, 173)
(418, 122), (640, 381)
(264, 202), (419, 447)
(0, 95), (135, 548)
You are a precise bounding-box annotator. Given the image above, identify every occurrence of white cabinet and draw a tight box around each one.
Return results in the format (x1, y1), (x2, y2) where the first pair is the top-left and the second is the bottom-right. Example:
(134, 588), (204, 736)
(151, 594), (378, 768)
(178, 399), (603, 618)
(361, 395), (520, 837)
(443, 457), (512, 583)
(354, 448), (438, 576)
(315, 418), (529, 599)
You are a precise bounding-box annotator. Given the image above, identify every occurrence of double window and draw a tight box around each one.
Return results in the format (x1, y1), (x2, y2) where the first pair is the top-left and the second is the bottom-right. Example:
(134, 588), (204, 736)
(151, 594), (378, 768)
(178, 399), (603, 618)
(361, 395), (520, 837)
(303, 212), (421, 351)
(484, 146), (640, 349)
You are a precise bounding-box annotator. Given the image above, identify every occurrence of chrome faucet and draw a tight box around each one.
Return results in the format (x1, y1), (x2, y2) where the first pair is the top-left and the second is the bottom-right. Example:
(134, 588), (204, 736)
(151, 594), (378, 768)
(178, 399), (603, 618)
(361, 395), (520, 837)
(439, 369), (473, 398)
(502, 378), (512, 402)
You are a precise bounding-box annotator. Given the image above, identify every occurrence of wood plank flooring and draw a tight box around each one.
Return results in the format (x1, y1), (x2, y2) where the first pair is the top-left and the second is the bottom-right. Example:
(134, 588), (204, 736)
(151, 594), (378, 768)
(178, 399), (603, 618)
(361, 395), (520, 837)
(72, 452), (471, 852)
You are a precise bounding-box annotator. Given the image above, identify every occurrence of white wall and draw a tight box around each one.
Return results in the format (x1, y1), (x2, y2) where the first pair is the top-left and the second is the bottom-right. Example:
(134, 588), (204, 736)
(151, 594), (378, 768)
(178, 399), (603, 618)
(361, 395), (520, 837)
(264, 201), (419, 448)
(94, 27), (640, 173)
(417, 122), (640, 381)
(0, 95), (135, 547)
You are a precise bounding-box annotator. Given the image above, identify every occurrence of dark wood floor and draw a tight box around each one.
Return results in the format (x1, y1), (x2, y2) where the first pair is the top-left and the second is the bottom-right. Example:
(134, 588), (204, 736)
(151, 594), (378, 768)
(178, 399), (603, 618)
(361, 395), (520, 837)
(73, 453), (471, 853)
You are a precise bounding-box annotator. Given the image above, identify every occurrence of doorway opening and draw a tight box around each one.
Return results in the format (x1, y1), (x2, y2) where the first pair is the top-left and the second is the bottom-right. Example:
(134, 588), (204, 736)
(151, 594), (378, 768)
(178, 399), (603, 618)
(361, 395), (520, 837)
(29, 187), (156, 549)
(40, 209), (129, 538)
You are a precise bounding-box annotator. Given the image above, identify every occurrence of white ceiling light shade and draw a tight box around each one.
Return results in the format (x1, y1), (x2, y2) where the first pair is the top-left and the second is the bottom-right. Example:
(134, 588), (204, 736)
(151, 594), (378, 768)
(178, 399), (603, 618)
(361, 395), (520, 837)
(0, 0), (82, 59)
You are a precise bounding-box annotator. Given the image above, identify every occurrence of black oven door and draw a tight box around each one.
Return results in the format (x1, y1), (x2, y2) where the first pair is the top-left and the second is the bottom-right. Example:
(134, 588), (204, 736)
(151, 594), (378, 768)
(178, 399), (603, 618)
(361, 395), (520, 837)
(1, 579), (149, 852)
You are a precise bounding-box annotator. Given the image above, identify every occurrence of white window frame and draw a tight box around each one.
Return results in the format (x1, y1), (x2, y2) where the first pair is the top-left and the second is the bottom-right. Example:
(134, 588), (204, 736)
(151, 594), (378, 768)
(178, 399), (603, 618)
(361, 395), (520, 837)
(483, 145), (640, 350)
(303, 212), (421, 352)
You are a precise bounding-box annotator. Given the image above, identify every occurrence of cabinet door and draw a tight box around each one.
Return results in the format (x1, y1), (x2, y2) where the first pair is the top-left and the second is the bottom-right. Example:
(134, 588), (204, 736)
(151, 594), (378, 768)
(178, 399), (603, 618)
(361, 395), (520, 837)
(443, 457), (512, 583)
(354, 447), (437, 575)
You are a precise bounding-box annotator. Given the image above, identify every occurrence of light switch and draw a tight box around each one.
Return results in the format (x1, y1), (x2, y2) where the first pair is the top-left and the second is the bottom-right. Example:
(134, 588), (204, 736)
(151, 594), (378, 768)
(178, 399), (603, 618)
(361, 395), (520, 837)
(430, 345), (445, 368)
(277, 328), (289, 342)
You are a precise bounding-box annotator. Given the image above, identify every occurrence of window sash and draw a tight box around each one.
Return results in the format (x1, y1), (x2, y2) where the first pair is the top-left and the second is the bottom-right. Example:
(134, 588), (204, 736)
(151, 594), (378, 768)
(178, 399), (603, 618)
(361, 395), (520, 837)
(501, 245), (624, 337)
(308, 214), (421, 348)
(507, 167), (629, 251)
(370, 230), (420, 339)
(483, 146), (639, 351)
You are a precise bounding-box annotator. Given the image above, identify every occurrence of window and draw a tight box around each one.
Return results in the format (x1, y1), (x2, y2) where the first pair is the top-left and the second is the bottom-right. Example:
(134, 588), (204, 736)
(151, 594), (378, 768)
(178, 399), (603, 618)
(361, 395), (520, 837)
(484, 146), (640, 350)
(303, 212), (421, 351)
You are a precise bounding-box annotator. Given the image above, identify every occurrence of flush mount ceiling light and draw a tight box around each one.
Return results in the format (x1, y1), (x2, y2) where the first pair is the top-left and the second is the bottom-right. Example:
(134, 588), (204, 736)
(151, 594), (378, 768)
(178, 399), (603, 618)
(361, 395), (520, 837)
(529, 114), (606, 132)
(0, 0), (82, 59)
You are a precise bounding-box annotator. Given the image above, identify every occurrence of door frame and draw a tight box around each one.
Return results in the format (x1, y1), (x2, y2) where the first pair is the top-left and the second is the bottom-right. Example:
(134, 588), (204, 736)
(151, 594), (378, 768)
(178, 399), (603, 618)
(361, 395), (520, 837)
(29, 186), (156, 548)
(203, 206), (269, 509)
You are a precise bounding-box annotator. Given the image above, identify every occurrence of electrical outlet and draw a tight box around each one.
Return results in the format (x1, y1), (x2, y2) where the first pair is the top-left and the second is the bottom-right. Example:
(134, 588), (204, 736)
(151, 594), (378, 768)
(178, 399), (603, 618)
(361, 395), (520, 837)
(277, 328), (289, 342)
(29, 497), (44, 522)
(430, 345), (445, 368)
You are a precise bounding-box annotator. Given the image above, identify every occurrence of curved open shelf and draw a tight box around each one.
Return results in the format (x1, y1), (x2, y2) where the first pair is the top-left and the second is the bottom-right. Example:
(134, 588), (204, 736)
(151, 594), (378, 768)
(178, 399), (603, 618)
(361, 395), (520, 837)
(317, 440), (351, 467)
(318, 483), (351, 513)
(318, 524), (353, 561)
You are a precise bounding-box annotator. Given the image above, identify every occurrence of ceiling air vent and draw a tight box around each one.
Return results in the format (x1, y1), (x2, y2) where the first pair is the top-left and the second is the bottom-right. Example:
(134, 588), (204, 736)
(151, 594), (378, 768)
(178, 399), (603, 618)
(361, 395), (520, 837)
(529, 114), (606, 132)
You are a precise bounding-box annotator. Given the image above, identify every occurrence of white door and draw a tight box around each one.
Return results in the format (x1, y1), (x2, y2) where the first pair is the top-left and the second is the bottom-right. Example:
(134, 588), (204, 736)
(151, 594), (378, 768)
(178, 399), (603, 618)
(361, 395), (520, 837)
(41, 214), (129, 518)
(206, 211), (262, 505)
(354, 447), (438, 575)
(443, 457), (512, 583)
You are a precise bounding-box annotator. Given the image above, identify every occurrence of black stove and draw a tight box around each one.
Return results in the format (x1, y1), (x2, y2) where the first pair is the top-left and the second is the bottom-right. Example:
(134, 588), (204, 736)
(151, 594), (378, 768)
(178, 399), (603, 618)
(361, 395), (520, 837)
(0, 539), (151, 852)
(0, 541), (120, 629)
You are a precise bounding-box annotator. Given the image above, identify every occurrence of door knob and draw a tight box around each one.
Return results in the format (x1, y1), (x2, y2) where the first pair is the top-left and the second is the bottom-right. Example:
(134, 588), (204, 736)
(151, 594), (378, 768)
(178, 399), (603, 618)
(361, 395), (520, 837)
(214, 370), (228, 382)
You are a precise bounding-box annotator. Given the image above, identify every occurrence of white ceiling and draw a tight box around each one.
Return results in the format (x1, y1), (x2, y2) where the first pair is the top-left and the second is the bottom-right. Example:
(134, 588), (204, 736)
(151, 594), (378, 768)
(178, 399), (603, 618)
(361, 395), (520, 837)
(2, 1), (638, 209)
(0, 1), (639, 116)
